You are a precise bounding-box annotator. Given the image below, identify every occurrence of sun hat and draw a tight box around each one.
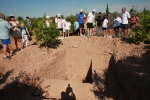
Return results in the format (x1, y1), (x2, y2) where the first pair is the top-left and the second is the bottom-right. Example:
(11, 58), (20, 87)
(80, 9), (83, 12)
(92, 9), (96, 12)
(46, 16), (50, 19)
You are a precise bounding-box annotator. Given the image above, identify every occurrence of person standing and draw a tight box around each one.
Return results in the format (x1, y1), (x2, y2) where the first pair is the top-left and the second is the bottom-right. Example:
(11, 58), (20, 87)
(74, 18), (79, 36)
(121, 7), (131, 39)
(64, 19), (71, 38)
(87, 9), (96, 38)
(61, 15), (66, 39)
(26, 17), (31, 26)
(96, 12), (103, 36)
(0, 14), (14, 59)
(113, 14), (122, 37)
(55, 14), (63, 39)
(78, 9), (84, 36)
(108, 13), (114, 38)
(102, 16), (108, 38)
(20, 22), (30, 50)
(9, 15), (22, 51)
(45, 16), (50, 27)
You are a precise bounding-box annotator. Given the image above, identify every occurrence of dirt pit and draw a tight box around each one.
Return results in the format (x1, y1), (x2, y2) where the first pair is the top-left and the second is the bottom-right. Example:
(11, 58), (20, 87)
(0, 36), (150, 100)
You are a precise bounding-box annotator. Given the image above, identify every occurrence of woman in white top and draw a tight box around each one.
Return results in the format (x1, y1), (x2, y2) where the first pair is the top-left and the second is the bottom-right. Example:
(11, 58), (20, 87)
(45, 16), (50, 27)
(114, 14), (122, 37)
(9, 15), (22, 50)
(102, 16), (108, 38)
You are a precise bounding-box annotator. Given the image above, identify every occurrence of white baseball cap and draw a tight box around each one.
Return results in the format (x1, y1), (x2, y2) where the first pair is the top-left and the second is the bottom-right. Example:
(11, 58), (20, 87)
(46, 16), (50, 18)
(80, 9), (83, 12)
(92, 9), (96, 12)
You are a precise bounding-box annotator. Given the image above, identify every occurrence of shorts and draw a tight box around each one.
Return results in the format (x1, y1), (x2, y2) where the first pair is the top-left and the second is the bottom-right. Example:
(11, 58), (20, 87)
(79, 23), (84, 28)
(87, 23), (93, 28)
(84, 24), (87, 29)
(1, 38), (11, 45)
(121, 24), (128, 30)
(65, 30), (70, 33)
(58, 28), (63, 31)
(102, 27), (108, 30)
(114, 26), (120, 31)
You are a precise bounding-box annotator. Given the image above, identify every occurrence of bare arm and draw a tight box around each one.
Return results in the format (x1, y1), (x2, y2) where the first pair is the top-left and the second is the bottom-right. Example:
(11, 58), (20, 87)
(26, 28), (30, 37)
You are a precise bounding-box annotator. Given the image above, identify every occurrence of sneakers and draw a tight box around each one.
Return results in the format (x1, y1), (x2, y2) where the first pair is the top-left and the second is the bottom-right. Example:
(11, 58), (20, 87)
(108, 36), (112, 38)
(3, 56), (11, 60)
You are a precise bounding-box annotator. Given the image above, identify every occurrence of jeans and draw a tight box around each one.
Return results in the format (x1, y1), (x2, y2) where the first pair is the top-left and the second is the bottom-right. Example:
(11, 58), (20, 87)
(96, 26), (102, 36)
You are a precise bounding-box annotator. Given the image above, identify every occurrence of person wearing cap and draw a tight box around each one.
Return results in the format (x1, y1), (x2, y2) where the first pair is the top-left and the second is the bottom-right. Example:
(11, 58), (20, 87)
(78, 9), (84, 36)
(61, 15), (66, 39)
(9, 15), (22, 51)
(55, 13), (63, 39)
(108, 12), (114, 38)
(46, 16), (50, 27)
(55, 13), (60, 24)
(87, 9), (96, 38)
(26, 17), (31, 26)
(0, 14), (15, 59)
(121, 7), (131, 39)
(96, 12), (104, 36)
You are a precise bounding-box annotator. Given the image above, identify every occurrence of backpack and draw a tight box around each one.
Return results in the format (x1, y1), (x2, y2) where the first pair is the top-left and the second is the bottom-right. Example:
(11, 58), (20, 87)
(21, 28), (27, 35)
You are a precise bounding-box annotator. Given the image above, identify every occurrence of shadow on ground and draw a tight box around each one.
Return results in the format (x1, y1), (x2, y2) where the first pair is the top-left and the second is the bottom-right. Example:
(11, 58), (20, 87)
(34, 40), (62, 49)
(60, 84), (76, 100)
(107, 45), (150, 100)
(92, 45), (150, 100)
(0, 70), (50, 100)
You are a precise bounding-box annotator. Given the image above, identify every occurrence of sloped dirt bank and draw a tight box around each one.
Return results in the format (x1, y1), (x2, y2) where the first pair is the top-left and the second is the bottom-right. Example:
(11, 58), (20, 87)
(108, 48), (150, 100)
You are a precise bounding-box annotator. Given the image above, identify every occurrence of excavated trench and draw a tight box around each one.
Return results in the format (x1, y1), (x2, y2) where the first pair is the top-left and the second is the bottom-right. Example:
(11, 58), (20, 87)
(37, 38), (150, 99)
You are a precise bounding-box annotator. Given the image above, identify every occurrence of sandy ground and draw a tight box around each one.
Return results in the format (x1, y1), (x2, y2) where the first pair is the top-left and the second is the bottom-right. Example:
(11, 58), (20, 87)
(0, 35), (149, 100)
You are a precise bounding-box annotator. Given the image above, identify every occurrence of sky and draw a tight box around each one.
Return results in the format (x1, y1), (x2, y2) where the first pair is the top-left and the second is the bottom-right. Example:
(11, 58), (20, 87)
(0, 0), (150, 19)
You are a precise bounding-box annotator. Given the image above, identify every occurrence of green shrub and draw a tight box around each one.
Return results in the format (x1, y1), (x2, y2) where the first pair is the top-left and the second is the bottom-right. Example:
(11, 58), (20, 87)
(34, 14), (60, 50)
(134, 10), (150, 43)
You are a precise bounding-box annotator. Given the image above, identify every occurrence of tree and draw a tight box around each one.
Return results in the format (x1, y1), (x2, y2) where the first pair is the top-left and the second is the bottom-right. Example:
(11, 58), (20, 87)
(106, 3), (109, 16)
(5, 16), (10, 22)
(17, 16), (24, 21)
(34, 14), (60, 51)
(129, 5), (136, 14)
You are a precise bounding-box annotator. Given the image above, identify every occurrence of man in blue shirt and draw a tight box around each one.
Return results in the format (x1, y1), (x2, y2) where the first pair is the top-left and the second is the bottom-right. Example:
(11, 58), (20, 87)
(0, 13), (14, 59)
(78, 9), (84, 36)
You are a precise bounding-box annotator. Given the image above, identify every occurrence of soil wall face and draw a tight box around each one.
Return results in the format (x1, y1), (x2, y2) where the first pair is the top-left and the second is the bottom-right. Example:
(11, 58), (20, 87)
(109, 55), (150, 100)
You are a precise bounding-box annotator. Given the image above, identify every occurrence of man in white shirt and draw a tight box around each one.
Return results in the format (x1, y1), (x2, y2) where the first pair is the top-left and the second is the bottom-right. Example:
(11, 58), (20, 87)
(121, 7), (130, 38)
(87, 9), (96, 38)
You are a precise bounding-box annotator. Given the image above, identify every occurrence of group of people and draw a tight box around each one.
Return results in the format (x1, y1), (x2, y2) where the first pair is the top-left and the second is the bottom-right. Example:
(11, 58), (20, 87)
(0, 7), (139, 59)
(0, 14), (31, 59)
(45, 7), (139, 40)
(75, 7), (139, 39)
